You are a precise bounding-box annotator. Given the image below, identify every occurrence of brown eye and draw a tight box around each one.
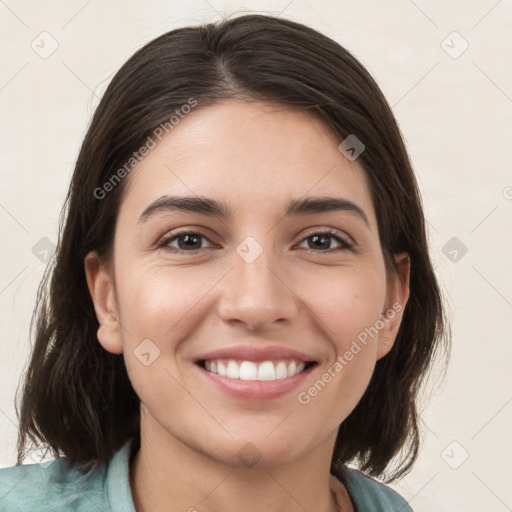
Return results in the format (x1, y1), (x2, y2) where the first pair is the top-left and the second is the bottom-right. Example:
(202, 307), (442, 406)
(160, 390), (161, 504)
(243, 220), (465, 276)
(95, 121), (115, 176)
(297, 230), (352, 252)
(159, 231), (212, 252)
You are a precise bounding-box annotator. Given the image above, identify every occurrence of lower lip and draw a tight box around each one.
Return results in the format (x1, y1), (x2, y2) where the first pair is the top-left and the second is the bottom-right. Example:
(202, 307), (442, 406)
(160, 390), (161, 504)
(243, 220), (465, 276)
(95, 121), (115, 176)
(197, 364), (316, 401)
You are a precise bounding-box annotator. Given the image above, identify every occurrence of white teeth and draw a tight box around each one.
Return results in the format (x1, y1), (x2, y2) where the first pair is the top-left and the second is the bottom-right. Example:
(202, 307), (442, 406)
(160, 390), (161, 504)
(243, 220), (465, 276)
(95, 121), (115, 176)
(258, 361), (275, 381)
(226, 361), (239, 379)
(239, 361), (258, 380)
(217, 361), (227, 376)
(202, 359), (310, 381)
(275, 362), (288, 380)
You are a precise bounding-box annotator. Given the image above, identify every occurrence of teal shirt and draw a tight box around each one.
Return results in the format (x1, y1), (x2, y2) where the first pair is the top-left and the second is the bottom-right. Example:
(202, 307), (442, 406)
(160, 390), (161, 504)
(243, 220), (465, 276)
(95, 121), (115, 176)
(0, 441), (413, 511)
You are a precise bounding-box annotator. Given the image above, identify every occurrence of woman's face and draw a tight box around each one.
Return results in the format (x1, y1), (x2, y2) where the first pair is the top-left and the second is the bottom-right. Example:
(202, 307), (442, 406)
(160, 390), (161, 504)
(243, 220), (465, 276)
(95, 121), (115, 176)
(86, 100), (409, 467)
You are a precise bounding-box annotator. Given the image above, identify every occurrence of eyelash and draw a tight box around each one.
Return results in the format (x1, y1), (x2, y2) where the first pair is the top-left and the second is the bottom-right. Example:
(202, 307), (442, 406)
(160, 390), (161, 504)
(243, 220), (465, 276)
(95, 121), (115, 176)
(156, 229), (353, 254)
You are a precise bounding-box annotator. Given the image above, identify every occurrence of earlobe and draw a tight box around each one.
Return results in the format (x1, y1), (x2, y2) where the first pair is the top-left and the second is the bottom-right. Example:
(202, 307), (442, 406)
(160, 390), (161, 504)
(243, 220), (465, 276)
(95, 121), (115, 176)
(84, 251), (123, 354)
(376, 252), (411, 360)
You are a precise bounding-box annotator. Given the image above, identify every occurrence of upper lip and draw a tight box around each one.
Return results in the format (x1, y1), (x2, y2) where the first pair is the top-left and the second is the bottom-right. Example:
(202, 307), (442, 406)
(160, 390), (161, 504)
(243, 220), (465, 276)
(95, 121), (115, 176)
(195, 345), (317, 363)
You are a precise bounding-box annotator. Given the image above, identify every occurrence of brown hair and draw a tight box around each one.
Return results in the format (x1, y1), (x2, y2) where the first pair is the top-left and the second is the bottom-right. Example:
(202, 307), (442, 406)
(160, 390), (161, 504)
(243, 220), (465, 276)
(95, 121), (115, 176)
(15, 13), (450, 482)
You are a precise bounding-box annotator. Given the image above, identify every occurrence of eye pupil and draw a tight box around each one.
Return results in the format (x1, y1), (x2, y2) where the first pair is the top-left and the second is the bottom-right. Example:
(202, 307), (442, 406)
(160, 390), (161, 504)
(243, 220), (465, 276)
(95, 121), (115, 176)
(309, 234), (331, 250)
(178, 234), (202, 250)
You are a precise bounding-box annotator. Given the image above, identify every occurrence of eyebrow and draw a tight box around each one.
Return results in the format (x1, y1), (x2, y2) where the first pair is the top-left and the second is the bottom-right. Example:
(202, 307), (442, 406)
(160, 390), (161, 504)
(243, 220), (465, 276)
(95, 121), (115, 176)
(138, 195), (370, 227)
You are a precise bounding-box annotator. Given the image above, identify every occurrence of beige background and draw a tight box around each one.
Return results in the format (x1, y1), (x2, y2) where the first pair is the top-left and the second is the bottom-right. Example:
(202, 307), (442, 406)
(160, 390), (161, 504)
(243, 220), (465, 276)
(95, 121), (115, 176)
(1, 1), (511, 510)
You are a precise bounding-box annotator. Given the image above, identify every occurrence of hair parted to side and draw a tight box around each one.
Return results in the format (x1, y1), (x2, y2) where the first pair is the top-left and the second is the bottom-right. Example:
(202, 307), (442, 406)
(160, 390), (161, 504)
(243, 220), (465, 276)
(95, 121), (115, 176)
(15, 13), (450, 482)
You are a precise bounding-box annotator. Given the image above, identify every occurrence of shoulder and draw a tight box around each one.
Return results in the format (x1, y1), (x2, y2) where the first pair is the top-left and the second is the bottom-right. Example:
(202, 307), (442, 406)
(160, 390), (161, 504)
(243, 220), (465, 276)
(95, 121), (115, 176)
(337, 466), (413, 511)
(0, 442), (135, 512)
(0, 456), (107, 512)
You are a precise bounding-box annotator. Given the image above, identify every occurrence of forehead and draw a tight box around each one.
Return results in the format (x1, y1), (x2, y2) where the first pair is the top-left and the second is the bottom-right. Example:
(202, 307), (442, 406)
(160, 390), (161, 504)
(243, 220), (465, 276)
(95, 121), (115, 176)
(120, 100), (376, 226)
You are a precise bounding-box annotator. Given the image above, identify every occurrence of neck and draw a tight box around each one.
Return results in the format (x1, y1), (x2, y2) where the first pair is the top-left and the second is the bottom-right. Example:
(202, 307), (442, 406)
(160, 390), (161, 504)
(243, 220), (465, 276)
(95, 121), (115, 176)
(129, 411), (347, 512)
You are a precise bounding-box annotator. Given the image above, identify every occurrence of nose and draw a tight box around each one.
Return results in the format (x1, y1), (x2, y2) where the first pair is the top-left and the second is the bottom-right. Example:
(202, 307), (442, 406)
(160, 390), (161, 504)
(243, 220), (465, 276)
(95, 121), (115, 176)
(216, 244), (299, 331)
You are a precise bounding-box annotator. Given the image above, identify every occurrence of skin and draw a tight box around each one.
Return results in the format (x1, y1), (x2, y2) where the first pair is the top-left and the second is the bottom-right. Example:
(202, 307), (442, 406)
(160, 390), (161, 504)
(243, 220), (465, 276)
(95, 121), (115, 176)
(85, 100), (410, 512)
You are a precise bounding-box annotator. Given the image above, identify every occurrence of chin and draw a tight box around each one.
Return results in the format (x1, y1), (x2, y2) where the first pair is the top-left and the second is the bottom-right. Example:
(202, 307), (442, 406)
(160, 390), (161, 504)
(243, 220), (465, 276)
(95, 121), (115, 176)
(205, 432), (313, 470)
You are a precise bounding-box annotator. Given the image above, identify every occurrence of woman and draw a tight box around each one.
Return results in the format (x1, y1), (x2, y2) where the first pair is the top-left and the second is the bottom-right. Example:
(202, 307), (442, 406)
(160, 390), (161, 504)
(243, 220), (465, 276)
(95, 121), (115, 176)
(0, 13), (449, 512)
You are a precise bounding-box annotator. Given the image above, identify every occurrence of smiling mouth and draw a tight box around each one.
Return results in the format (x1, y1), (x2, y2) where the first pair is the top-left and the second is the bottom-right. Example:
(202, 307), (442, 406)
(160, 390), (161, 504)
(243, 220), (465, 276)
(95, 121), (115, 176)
(197, 359), (317, 381)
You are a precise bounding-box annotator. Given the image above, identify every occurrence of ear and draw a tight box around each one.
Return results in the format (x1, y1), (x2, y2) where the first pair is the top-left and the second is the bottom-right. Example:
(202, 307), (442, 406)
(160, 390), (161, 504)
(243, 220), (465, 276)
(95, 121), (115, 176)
(376, 252), (410, 360)
(84, 251), (123, 354)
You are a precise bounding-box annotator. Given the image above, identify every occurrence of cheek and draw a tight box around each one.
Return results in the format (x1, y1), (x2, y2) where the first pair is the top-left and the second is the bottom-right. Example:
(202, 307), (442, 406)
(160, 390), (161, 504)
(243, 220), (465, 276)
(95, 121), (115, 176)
(294, 276), (384, 429)
(117, 265), (209, 413)
(116, 262), (229, 400)
(118, 263), (211, 341)
(297, 263), (386, 352)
